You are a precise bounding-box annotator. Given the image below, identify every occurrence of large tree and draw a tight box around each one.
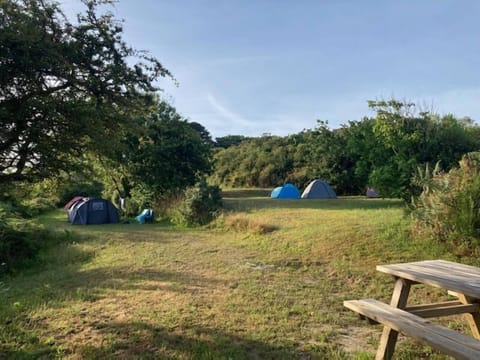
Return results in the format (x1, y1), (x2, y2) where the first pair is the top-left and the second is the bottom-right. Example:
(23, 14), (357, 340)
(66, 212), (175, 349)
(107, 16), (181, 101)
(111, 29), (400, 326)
(103, 101), (213, 200)
(0, 0), (172, 183)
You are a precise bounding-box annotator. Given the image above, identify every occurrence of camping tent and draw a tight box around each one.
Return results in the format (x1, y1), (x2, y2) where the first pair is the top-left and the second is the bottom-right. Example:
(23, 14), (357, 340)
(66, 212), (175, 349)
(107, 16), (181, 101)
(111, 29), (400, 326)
(68, 198), (119, 225)
(366, 187), (380, 198)
(64, 196), (85, 211)
(301, 179), (336, 199)
(136, 209), (154, 224)
(270, 183), (301, 199)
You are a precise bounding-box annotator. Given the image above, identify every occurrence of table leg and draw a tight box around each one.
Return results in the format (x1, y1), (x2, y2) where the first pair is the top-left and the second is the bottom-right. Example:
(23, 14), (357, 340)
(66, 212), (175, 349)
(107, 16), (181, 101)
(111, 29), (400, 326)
(456, 293), (480, 339)
(376, 277), (412, 360)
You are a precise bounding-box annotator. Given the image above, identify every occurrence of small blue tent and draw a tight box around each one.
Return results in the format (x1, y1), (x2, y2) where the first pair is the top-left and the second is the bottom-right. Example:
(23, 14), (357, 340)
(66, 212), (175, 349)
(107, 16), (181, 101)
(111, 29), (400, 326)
(136, 209), (154, 224)
(270, 183), (301, 199)
(68, 198), (119, 225)
(301, 179), (336, 199)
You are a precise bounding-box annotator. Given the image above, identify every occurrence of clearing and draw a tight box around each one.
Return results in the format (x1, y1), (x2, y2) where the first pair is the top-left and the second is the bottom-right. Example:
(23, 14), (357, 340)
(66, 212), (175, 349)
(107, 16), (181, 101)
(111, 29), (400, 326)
(0, 190), (470, 359)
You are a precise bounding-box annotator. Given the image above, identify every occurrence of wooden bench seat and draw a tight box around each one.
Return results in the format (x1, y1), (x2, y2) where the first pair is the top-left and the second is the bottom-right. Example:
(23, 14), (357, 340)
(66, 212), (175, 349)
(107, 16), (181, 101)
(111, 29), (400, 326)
(344, 298), (480, 360)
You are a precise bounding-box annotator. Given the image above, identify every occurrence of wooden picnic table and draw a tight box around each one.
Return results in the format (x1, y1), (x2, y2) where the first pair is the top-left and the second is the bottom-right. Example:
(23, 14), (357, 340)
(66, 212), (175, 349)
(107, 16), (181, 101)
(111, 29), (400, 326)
(345, 260), (480, 359)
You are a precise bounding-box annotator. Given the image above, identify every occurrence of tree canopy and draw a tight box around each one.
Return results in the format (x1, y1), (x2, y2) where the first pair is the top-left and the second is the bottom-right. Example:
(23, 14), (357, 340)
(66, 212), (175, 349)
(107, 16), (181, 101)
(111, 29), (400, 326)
(103, 101), (213, 200)
(0, 0), (172, 183)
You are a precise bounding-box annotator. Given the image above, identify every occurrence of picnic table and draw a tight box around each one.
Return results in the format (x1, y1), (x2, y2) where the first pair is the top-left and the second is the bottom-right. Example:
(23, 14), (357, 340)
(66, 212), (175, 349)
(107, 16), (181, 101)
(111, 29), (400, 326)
(344, 260), (480, 359)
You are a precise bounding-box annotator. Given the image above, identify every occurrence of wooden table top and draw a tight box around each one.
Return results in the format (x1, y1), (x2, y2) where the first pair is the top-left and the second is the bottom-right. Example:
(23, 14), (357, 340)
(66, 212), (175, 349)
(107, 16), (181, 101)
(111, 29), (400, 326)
(377, 260), (480, 299)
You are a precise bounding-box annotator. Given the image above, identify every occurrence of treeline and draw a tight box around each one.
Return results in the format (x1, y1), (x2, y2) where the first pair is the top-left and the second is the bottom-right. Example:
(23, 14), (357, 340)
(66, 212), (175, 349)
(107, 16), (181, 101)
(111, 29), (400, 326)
(212, 100), (480, 199)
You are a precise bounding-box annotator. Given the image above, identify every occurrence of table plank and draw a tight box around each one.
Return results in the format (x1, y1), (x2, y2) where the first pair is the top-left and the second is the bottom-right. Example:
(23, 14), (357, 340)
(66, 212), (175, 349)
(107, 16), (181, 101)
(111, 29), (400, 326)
(344, 299), (480, 360)
(377, 260), (480, 299)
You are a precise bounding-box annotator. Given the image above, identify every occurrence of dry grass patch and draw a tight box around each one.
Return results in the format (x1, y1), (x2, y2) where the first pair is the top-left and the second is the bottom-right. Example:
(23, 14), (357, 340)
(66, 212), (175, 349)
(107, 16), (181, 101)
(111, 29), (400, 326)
(223, 213), (278, 234)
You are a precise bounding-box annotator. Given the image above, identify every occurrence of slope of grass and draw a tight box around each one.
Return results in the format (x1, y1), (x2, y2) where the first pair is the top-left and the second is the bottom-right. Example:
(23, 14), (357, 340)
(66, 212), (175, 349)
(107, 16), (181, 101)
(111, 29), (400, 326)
(0, 191), (471, 359)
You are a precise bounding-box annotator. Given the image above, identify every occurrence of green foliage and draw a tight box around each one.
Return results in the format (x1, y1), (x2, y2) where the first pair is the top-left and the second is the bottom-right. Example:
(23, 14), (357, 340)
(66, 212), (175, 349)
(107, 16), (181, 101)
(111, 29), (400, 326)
(122, 186), (154, 218)
(19, 197), (57, 218)
(368, 100), (479, 199)
(57, 180), (104, 207)
(131, 102), (213, 195)
(100, 101), (213, 202)
(0, 202), (63, 275)
(0, 0), (173, 183)
(3, 175), (104, 217)
(214, 135), (252, 148)
(171, 180), (223, 226)
(212, 100), (480, 198)
(411, 152), (480, 249)
(212, 133), (309, 189)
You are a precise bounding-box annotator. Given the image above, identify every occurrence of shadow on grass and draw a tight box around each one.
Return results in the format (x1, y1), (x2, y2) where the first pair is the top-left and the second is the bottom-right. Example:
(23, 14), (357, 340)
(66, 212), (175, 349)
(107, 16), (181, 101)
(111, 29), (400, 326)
(63, 265), (231, 294)
(0, 262), (346, 359)
(2, 320), (343, 359)
(78, 321), (340, 359)
(3, 263), (231, 309)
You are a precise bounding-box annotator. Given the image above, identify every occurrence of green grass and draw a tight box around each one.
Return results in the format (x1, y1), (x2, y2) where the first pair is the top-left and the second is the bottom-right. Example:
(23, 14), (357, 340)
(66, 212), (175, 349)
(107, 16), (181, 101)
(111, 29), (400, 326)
(0, 191), (474, 359)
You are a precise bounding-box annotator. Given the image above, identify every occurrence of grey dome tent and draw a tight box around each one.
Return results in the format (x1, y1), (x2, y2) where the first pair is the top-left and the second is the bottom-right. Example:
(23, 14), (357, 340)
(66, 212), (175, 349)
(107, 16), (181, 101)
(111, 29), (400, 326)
(366, 187), (380, 198)
(301, 179), (336, 199)
(68, 198), (119, 225)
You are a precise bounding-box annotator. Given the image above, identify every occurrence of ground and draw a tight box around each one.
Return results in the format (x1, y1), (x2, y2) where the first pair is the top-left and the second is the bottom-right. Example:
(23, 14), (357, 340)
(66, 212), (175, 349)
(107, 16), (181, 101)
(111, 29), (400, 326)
(0, 193), (467, 359)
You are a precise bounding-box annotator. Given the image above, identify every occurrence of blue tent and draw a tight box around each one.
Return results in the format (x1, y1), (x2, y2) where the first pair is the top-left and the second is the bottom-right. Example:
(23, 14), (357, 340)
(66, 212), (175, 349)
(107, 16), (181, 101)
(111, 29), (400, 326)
(301, 179), (336, 199)
(271, 183), (301, 199)
(136, 209), (154, 224)
(68, 198), (119, 225)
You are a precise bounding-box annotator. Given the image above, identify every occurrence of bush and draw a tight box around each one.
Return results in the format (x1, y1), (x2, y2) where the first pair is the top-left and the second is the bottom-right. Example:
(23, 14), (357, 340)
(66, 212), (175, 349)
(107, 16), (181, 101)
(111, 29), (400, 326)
(411, 152), (480, 249)
(0, 202), (52, 275)
(0, 180), (59, 217)
(20, 196), (57, 217)
(171, 180), (223, 226)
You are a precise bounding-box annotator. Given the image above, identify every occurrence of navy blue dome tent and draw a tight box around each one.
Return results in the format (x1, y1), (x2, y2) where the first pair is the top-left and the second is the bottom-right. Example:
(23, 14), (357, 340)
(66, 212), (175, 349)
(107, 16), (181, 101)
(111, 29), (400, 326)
(68, 198), (119, 225)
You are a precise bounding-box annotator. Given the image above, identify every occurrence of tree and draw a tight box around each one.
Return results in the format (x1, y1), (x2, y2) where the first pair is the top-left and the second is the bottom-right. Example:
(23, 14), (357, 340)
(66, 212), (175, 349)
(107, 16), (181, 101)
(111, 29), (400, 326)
(105, 101), (213, 200)
(0, 0), (173, 183)
(214, 135), (250, 149)
(188, 122), (214, 147)
(368, 100), (480, 199)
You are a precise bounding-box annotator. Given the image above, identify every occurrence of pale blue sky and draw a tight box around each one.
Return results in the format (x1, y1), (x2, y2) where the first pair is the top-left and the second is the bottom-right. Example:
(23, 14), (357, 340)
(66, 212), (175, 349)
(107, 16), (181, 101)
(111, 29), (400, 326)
(61, 0), (480, 138)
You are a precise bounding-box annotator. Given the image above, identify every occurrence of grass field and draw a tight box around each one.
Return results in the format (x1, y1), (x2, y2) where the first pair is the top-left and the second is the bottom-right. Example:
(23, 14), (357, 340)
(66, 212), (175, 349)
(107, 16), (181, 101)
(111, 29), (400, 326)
(0, 190), (475, 359)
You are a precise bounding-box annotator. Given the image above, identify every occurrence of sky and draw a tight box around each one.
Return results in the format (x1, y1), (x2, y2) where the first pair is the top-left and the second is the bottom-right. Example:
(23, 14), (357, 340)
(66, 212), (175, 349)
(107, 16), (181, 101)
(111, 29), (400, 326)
(60, 0), (480, 139)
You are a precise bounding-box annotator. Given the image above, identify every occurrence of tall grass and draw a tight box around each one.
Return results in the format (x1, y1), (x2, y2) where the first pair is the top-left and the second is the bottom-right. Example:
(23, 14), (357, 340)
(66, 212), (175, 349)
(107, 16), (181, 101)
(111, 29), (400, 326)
(411, 152), (480, 250)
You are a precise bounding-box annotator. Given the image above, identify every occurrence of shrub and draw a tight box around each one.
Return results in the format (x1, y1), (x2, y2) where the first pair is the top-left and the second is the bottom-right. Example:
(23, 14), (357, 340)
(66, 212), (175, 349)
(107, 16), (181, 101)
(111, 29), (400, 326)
(20, 196), (57, 217)
(119, 186), (154, 217)
(1, 180), (59, 217)
(0, 202), (52, 275)
(171, 180), (223, 226)
(411, 152), (480, 249)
